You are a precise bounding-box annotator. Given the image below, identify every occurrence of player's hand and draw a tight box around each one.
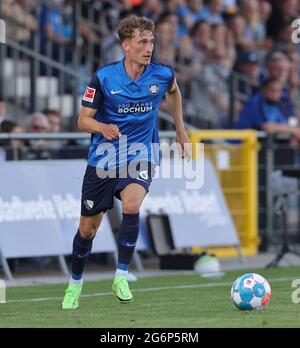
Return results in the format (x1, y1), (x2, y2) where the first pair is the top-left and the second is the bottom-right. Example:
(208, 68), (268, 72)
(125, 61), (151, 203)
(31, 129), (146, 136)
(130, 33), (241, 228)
(176, 130), (192, 161)
(99, 124), (121, 140)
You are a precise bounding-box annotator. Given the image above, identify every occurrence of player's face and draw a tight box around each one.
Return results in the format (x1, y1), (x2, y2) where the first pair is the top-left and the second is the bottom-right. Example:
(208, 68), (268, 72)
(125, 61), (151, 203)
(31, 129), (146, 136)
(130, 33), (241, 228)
(124, 29), (154, 66)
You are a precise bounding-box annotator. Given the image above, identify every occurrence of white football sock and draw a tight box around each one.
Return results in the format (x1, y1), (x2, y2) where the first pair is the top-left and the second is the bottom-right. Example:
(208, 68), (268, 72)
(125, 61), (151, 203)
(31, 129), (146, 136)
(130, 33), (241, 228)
(69, 277), (83, 285)
(115, 268), (128, 277)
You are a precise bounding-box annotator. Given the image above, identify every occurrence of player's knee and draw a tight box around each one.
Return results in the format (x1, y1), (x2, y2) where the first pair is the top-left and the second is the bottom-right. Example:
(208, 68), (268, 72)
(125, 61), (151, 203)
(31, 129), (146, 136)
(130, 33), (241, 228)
(79, 224), (98, 239)
(122, 200), (141, 214)
(79, 228), (95, 239)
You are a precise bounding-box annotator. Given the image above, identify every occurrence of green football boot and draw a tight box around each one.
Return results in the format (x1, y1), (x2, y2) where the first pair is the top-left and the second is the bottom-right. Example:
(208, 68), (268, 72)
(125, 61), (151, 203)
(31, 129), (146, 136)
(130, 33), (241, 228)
(62, 283), (82, 309)
(112, 275), (133, 303)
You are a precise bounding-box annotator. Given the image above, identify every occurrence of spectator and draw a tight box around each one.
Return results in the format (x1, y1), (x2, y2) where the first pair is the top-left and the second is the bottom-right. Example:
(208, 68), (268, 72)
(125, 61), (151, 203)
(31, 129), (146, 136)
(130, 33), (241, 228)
(153, 16), (178, 125)
(101, 32), (123, 65)
(165, 0), (181, 14)
(43, 109), (63, 133)
(153, 16), (177, 66)
(158, 11), (179, 47)
(261, 51), (296, 116)
(198, 0), (224, 25)
(192, 46), (230, 128)
(273, 20), (298, 56)
(190, 20), (212, 67)
(235, 77), (300, 145)
(178, 35), (194, 67)
(0, 98), (9, 125)
(223, 0), (238, 14)
(40, 0), (73, 47)
(39, 0), (73, 75)
(257, 0), (273, 52)
(25, 112), (52, 160)
(228, 13), (255, 52)
(239, 0), (262, 44)
(210, 23), (235, 69)
(237, 50), (260, 98)
(27, 112), (49, 133)
(78, 21), (102, 72)
(177, 0), (204, 37)
(177, 34), (201, 95)
(0, 120), (26, 161)
(267, 0), (299, 41)
(1, 0), (37, 47)
(263, 52), (290, 83)
(43, 109), (66, 151)
(140, 0), (164, 23)
(81, 0), (123, 36)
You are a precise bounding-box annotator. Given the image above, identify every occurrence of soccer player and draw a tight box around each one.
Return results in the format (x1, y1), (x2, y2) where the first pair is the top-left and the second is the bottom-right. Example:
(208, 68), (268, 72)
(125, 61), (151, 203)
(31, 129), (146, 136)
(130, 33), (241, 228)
(62, 16), (191, 309)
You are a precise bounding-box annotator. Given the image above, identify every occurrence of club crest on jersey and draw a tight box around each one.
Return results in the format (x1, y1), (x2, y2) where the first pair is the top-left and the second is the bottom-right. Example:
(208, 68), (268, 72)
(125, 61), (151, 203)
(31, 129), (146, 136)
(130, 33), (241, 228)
(83, 87), (96, 103)
(149, 84), (159, 95)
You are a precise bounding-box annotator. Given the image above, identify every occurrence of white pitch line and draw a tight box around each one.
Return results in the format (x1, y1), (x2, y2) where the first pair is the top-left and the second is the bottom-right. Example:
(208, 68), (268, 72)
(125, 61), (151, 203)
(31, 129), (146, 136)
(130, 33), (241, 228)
(5, 276), (297, 304)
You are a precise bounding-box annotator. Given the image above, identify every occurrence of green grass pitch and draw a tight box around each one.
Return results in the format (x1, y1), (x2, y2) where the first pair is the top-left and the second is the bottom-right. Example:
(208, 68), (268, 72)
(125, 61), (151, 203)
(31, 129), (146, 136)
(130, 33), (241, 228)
(1, 267), (300, 328)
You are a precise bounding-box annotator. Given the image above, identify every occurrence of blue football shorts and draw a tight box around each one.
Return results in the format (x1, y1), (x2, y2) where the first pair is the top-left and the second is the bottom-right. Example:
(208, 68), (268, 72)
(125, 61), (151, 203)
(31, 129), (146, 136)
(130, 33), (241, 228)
(81, 161), (155, 216)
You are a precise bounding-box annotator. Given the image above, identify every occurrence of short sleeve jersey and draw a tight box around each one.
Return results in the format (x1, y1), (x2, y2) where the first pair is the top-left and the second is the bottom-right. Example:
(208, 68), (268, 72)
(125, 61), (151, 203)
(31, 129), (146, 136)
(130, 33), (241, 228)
(81, 57), (174, 169)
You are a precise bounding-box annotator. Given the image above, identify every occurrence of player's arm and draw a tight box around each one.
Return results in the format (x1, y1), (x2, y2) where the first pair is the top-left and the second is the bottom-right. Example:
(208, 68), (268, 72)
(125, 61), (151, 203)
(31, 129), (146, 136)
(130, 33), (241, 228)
(79, 73), (120, 141)
(165, 78), (191, 159)
(78, 107), (120, 141)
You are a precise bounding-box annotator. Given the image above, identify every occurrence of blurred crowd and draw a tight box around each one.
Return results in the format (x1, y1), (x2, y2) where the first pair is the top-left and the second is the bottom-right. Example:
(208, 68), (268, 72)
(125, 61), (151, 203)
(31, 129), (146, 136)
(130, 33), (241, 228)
(0, 101), (69, 160)
(1, 0), (300, 157)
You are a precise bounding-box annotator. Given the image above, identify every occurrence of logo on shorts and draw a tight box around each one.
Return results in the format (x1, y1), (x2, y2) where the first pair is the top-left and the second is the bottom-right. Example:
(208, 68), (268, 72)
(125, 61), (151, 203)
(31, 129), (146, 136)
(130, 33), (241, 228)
(149, 84), (159, 95)
(126, 242), (136, 247)
(137, 170), (148, 183)
(84, 200), (94, 211)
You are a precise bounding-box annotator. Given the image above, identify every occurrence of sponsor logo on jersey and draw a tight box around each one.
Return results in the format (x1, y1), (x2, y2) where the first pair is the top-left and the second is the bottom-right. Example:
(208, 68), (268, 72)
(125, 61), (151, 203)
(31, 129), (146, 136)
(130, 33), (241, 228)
(83, 87), (96, 103)
(117, 102), (153, 114)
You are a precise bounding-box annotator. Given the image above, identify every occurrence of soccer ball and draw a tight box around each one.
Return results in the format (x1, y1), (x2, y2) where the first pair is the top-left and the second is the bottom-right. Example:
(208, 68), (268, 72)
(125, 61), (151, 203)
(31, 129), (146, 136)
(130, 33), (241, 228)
(231, 273), (272, 311)
(194, 253), (224, 278)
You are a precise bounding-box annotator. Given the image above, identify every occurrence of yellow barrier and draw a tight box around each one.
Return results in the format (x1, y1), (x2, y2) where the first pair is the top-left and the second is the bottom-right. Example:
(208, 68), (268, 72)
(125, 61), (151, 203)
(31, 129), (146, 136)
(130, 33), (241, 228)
(189, 130), (260, 257)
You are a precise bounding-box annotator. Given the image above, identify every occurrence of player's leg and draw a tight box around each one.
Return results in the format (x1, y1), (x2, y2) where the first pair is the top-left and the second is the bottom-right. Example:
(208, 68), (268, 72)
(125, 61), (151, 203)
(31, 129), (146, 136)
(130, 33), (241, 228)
(71, 213), (103, 281)
(112, 183), (146, 303)
(62, 213), (103, 309)
(62, 165), (115, 309)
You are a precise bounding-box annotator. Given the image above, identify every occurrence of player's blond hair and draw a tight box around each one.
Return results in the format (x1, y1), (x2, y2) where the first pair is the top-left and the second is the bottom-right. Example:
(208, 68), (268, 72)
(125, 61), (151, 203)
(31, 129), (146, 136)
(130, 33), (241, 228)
(117, 16), (154, 42)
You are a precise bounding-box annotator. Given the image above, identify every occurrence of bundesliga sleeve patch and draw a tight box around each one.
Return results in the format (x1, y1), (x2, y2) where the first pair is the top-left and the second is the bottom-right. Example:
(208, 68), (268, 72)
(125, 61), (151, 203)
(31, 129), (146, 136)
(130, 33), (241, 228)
(83, 87), (96, 103)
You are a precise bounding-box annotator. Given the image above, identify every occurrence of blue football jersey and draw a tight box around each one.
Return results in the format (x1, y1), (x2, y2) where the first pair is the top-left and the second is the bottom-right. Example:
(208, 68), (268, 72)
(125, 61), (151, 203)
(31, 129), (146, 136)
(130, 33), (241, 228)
(81, 57), (174, 169)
